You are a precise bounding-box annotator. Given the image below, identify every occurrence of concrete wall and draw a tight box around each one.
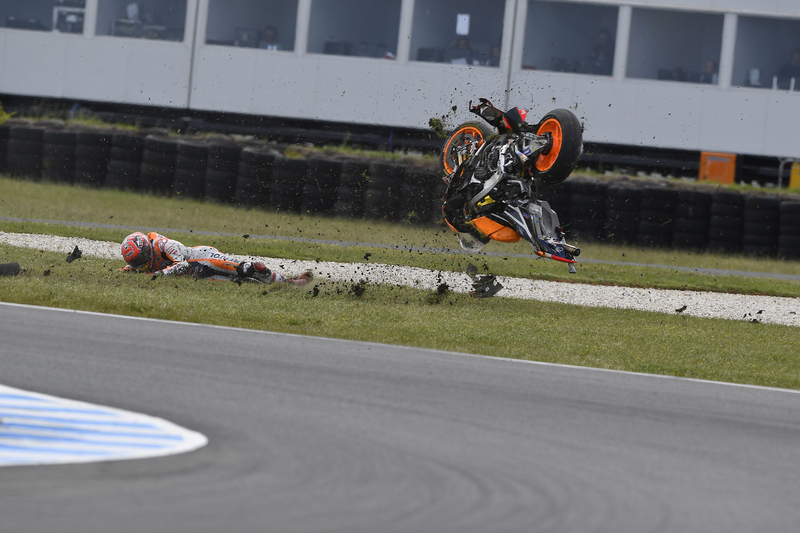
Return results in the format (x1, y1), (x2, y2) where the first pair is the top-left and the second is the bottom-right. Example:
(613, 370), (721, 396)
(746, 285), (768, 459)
(1, 0), (799, 159)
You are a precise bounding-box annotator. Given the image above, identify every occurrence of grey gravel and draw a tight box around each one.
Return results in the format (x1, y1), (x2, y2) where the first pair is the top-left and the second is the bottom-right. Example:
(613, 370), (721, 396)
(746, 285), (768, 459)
(2, 231), (798, 327)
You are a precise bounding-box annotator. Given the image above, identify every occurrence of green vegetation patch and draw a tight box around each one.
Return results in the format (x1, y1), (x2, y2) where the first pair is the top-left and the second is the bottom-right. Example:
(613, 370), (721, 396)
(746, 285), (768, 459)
(1, 244), (798, 390)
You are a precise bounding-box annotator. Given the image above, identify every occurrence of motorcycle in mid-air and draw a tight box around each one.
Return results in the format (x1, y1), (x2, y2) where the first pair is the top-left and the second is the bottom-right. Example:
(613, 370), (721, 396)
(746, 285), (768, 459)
(439, 98), (583, 273)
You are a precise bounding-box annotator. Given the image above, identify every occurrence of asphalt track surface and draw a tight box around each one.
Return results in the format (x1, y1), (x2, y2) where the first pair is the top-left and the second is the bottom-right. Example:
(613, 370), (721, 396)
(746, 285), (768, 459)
(4, 216), (800, 282)
(2, 303), (800, 532)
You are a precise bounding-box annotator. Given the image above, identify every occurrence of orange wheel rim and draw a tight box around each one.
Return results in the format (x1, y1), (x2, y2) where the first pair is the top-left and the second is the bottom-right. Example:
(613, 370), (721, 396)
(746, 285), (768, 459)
(443, 126), (485, 174)
(535, 118), (563, 172)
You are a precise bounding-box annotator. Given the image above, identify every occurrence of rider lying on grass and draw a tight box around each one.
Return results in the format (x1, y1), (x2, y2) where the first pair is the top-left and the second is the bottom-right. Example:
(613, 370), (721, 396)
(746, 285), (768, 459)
(120, 231), (313, 286)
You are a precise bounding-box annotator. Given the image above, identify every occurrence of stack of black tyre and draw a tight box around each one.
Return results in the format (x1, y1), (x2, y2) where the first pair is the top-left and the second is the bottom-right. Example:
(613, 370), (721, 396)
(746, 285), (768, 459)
(672, 190), (712, 249)
(269, 157), (307, 212)
(569, 179), (606, 242)
(173, 140), (208, 200)
(205, 141), (242, 204)
(778, 201), (800, 258)
(334, 160), (370, 219)
(105, 132), (145, 190)
(430, 173), (449, 226)
(74, 130), (111, 187)
(604, 184), (640, 244)
(235, 146), (272, 208)
(637, 187), (677, 248)
(140, 136), (178, 194)
(537, 181), (571, 233)
(42, 129), (76, 184)
(7, 124), (44, 179)
(707, 191), (744, 252)
(364, 161), (406, 221)
(0, 124), (9, 174)
(742, 196), (781, 256)
(399, 166), (439, 224)
(302, 157), (342, 215)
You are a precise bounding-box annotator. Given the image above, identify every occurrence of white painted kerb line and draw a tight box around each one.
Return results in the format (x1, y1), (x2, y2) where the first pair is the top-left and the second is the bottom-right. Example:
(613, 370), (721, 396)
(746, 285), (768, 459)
(0, 385), (207, 466)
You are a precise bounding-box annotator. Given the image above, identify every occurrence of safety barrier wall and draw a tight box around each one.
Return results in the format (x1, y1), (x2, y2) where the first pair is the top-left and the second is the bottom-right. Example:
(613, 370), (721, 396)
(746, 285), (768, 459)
(1, 120), (799, 258)
(1, 0), (800, 159)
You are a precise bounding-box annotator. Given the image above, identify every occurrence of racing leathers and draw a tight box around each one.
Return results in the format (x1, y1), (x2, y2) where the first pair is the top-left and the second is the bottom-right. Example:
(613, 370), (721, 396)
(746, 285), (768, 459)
(121, 232), (291, 283)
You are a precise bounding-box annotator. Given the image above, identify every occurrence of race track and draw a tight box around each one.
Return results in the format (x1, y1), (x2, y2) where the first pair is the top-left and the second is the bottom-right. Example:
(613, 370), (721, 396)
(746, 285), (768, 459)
(2, 302), (800, 532)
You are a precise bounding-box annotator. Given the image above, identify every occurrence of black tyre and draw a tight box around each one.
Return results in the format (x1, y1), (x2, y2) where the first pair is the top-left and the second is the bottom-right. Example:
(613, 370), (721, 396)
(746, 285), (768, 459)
(43, 144), (75, 158)
(109, 147), (143, 164)
(205, 168), (238, 203)
(105, 172), (138, 191)
(173, 168), (206, 199)
(711, 203), (743, 217)
(440, 121), (493, 176)
(673, 231), (708, 249)
(532, 108), (583, 185)
(142, 150), (177, 167)
(107, 160), (140, 176)
(340, 161), (370, 190)
(8, 139), (42, 154)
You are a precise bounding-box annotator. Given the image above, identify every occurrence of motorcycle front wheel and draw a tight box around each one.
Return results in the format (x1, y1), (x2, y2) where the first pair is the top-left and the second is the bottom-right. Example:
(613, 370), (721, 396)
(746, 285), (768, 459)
(532, 109), (583, 185)
(440, 121), (493, 176)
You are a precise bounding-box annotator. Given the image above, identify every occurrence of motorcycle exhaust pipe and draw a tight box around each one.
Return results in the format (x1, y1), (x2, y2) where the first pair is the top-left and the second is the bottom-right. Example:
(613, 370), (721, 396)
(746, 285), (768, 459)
(562, 244), (581, 257)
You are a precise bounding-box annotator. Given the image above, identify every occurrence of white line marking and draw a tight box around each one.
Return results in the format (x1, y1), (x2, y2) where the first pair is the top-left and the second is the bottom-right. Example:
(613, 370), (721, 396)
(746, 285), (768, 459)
(0, 384), (207, 467)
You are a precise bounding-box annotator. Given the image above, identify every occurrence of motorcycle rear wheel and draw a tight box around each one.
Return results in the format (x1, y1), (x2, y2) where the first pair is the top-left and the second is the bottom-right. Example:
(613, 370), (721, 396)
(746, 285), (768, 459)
(441, 122), (493, 176)
(533, 109), (583, 185)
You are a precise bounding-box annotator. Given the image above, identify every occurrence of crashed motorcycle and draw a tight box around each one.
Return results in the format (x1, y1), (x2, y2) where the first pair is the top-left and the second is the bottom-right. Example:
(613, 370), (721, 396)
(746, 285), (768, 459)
(439, 98), (583, 273)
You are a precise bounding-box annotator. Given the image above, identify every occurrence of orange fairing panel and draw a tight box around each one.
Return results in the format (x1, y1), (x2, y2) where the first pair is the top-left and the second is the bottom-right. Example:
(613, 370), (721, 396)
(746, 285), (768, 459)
(472, 217), (521, 243)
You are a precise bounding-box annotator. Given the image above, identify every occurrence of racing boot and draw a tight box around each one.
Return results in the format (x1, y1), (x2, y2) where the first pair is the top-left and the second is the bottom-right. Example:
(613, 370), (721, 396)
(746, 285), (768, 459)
(236, 261), (275, 283)
(287, 271), (314, 287)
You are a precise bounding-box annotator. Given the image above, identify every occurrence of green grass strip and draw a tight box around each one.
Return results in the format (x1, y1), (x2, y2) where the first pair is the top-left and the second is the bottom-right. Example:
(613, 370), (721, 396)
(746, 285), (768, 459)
(1, 244), (799, 390)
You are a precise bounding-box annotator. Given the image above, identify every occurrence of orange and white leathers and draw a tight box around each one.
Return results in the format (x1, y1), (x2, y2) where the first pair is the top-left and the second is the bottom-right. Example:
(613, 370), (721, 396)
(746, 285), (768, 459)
(121, 232), (284, 282)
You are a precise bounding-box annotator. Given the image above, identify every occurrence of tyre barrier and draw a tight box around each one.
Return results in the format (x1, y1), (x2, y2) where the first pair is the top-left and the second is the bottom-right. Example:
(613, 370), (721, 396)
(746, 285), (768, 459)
(269, 157), (307, 212)
(672, 190), (711, 249)
(779, 201), (800, 258)
(365, 161), (406, 221)
(708, 191), (744, 253)
(742, 195), (781, 256)
(334, 160), (370, 219)
(604, 184), (641, 244)
(7, 125), (44, 179)
(202, 141), (242, 206)
(302, 157), (342, 215)
(140, 136), (178, 194)
(569, 179), (607, 242)
(173, 140), (208, 200)
(4, 122), (800, 259)
(74, 130), (111, 187)
(400, 166), (439, 224)
(538, 181), (572, 231)
(42, 129), (77, 184)
(105, 132), (145, 191)
(0, 124), (10, 174)
(235, 146), (272, 208)
(637, 187), (677, 248)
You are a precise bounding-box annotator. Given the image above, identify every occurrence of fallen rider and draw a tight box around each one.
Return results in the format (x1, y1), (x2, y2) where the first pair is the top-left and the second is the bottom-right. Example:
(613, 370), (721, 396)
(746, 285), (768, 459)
(120, 231), (313, 286)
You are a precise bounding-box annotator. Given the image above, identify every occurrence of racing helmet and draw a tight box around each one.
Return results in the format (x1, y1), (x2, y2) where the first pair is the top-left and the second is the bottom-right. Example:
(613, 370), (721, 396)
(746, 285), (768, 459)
(502, 106), (528, 134)
(121, 232), (152, 269)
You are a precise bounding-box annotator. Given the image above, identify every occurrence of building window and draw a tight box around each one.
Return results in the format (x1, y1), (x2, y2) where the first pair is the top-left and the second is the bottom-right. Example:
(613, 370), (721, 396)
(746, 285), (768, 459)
(627, 8), (723, 84)
(307, 0), (401, 58)
(522, 1), (618, 75)
(1, 0), (85, 34)
(206, 0), (297, 51)
(410, 0), (506, 66)
(96, 0), (187, 41)
(733, 16), (800, 91)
